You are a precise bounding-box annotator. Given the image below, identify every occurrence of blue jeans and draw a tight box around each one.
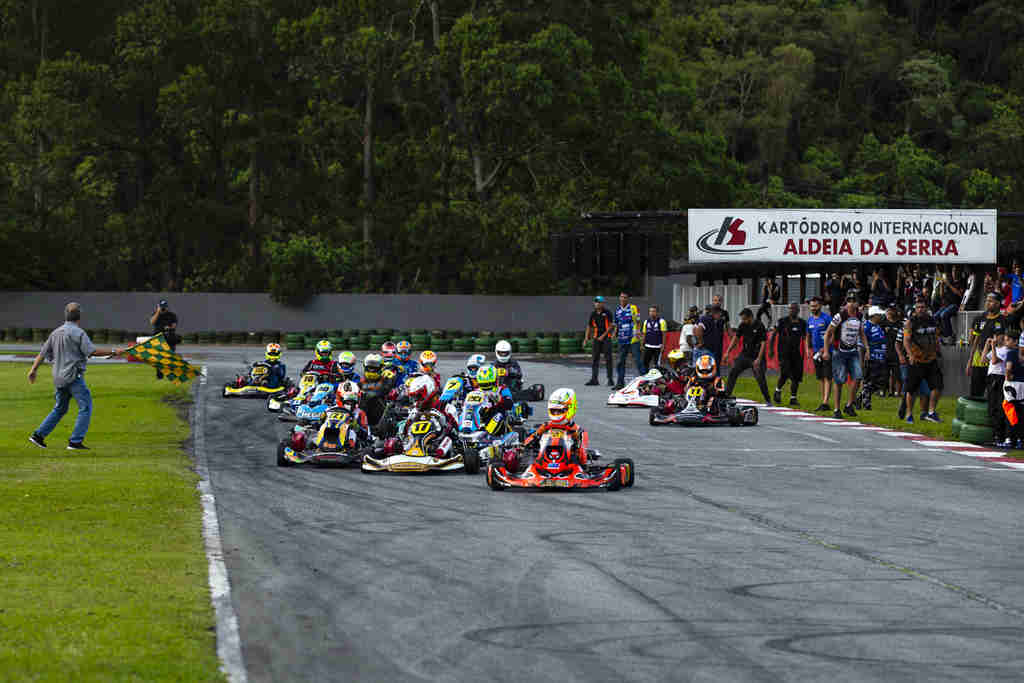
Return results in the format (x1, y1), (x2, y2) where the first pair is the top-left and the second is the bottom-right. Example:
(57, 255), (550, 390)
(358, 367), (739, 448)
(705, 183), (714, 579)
(936, 304), (957, 338)
(832, 350), (863, 384)
(36, 377), (92, 443)
(617, 341), (642, 385)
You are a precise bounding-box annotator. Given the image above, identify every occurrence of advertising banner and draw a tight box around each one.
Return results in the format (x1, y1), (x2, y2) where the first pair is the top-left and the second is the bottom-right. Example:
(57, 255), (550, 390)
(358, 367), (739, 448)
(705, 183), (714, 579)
(688, 209), (996, 263)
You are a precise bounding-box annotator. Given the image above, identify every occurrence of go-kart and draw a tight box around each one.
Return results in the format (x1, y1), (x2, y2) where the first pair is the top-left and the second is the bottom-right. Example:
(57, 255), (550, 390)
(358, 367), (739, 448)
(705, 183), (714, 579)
(486, 428), (634, 491)
(440, 376), (471, 409)
(606, 369), (665, 407)
(222, 362), (294, 398)
(362, 411), (480, 474)
(267, 372), (325, 416)
(276, 406), (368, 467)
(494, 366), (545, 403)
(456, 389), (527, 467)
(648, 385), (758, 426)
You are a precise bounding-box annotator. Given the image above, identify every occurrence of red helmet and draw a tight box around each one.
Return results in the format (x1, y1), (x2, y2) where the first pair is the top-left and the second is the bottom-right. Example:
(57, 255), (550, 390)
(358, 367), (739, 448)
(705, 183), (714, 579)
(407, 375), (438, 411)
(381, 341), (396, 359)
(335, 380), (360, 410)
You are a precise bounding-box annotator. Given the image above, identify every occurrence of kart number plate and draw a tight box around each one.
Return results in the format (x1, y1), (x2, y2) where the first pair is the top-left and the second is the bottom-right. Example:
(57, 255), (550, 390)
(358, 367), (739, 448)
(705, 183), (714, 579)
(466, 395), (483, 404)
(540, 479), (570, 488)
(410, 421), (432, 435)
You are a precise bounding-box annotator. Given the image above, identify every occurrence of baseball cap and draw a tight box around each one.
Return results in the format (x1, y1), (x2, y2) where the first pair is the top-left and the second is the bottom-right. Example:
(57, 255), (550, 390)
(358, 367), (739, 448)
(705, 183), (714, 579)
(159, 299), (168, 307)
(687, 305), (699, 313)
(986, 292), (1001, 301)
(808, 295), (822, 303)
(845, 290), (859, 301)
(868, 305), (885, 317)
(593, 295), (604, 303)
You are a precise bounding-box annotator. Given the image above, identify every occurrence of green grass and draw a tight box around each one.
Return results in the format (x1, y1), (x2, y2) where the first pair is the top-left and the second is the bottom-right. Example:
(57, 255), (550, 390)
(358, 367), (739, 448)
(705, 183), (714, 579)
(730, 375), (1022, 458)
(0, 364), (223, 682)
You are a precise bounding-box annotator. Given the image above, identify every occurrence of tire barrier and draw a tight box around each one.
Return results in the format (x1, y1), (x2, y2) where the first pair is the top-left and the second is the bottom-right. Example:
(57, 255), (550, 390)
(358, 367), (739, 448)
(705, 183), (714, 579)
(955, 396), (993, 445)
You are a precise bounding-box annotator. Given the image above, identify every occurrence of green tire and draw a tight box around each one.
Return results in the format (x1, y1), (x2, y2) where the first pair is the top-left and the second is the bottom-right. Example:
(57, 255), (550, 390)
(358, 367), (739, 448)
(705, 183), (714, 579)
(961, 398), (992, 427)
(951, 417), (965, 438)
(959, 423), (994, 445)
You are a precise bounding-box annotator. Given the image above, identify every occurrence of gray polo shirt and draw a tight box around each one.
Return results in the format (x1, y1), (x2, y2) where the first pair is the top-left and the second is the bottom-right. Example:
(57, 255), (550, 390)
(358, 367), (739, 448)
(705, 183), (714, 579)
(40, 322), (96, 388)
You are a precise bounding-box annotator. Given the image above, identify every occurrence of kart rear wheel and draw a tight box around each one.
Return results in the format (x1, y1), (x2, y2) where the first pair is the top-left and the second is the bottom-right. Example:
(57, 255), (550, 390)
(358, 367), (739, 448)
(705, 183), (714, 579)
(463, 448), (481, 474)
(745, 407), (759, 426)
(486, 464), (504, 490)
(613, 458), (635, 488)
(276, 441), (292, 467)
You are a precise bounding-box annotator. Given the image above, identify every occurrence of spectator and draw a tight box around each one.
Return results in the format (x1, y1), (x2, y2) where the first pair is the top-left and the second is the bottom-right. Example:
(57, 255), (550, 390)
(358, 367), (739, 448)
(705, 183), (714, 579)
(960, 268), (977, 312)
(966, 293), (1006, 398)
(824, 272), (843, 315)
(882, 303), (903, 397)
(694, 305), (727, 365)
(711, 293), (731, 329)
(724, 308), (772, 405)
(1009, 261), (1024, 303)
(678, 305), (700, 365)
(149, 299), (180, 380)
(758, 277), (781, 323)
(772, 302), (807, 406)
(639, 305), (668, 373)
(806, 296), (833, 412)
(903, 297), (943, 423)
(613, 292), (642, 390)
(860, 306), (888, 410)
(1002, 333), (1024, 448)
(986, 332), (1008, 447)
(584, 296), (615, 386)
(823, 292), (868, 419)
(27, 302), (121, 450)
(930, 267), (960, 344)
(870, 267), (892, 307)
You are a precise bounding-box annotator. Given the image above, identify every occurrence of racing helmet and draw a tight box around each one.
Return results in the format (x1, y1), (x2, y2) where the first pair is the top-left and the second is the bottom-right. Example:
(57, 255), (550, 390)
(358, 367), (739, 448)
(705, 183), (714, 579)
(407, 374), (438, 411)
(695, 354), (716, 380)
(265, 343), (282, 362)
(476, 364), (498, 391)
(418, 350), (438, 373)
(336, 350), (356, 375)
(363, 353), (383, 380)
(381, 341), (396, 360)
(335, 380), (361, 410)
(494, 339), (512, 363)
(466, 353), (486, 377)
(315, 339), (333, 361)
(667, 347), (687, 373)
(547, 387), (577, 425)
(396, 340), (412, 361)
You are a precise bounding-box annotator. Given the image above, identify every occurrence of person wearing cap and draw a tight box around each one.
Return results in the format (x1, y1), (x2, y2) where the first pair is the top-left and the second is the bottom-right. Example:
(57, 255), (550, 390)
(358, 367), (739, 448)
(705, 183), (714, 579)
(806, 296), (833, 411)
(822, 291), (868, 419)
(903, 296), (943, 423)
(966, 292), (1006, 398)
(150, 298), (180, 380)
(772, 302), (807, 406)
(27, 302), (123, 450)
(882, 303), (904, 397)
(678, 305), (700, 366)
(584, 296), (615, 386)
(859, 306), (888, 410)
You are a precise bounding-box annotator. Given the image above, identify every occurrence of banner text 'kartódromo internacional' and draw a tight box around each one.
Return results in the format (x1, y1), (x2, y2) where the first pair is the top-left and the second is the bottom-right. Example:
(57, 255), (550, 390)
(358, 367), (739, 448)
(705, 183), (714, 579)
(687, 209), (996, 264)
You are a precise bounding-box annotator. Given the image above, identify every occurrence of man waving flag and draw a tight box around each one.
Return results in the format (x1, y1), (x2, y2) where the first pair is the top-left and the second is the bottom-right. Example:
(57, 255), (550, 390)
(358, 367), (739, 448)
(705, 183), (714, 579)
(122, 334), (201, 383)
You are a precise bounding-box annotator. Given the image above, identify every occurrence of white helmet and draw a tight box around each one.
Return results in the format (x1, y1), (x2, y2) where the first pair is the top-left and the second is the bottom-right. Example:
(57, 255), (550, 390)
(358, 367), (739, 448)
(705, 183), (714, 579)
(495, 339), (512, 363)
(466, 353), (486, 375)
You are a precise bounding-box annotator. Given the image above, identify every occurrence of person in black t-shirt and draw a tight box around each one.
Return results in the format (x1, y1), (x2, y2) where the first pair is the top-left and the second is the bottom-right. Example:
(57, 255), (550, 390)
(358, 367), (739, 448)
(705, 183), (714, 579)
(149, 299), (180, 380)
(584, 296), (615, 386)
(724, 308), (771, 404)
(881, 304), (903, 397)
(772, 302), (807, 406)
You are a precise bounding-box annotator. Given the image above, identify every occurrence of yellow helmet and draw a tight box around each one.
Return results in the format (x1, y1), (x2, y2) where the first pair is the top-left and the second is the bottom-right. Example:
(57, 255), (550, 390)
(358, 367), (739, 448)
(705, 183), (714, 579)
(695, 354), (716, 379)
(547, 387), (577, 425)
(265, 343), (282, 361)
(667, 347), (686, 371)
(418, 350), (437, 372)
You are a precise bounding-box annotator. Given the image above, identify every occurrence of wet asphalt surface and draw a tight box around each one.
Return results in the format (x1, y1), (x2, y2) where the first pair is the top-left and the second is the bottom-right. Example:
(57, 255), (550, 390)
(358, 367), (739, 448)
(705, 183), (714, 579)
(192, 349), (1024, 682)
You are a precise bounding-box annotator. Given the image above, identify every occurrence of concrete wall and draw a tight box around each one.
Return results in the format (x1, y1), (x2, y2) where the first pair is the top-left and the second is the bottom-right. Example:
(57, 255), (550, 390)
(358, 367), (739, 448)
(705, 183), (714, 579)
(0, 291), (668, 333)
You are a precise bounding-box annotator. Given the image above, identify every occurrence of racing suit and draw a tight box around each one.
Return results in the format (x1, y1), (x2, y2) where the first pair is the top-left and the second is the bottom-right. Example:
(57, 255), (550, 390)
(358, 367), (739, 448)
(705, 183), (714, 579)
(395, 359), (419, 378)
(480, 386), (515, 423)
(260, 361), (287, 388)
(360, 368), (398, 426)
(522, 421), (590, 465)
(494, 360), (524, 392)
(681, 375), (726, 413)
(331, 365), (362, 386)
(301, 358), (335, 380)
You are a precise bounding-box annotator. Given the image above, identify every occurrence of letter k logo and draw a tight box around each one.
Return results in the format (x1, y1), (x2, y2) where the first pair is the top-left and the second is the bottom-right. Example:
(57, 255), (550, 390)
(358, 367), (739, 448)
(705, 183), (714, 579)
(714, 217), (746, 246)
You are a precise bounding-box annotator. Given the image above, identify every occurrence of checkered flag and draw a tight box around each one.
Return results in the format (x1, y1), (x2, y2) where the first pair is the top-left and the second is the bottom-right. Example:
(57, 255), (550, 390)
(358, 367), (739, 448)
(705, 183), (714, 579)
(123, 333), (200, 383)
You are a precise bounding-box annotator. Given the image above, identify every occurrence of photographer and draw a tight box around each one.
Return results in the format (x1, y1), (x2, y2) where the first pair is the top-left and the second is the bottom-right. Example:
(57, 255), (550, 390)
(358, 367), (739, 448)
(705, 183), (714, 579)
(149, 299), (180, 380)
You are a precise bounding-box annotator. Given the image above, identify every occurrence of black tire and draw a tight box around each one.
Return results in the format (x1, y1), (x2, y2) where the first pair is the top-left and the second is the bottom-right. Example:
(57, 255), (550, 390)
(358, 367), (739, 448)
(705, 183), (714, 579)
(606, 471), (621, 491)
(649, 409), (658, 426)
(613, 458), (635, 488)
(276, 441), (292, 467)
(745, 407), (759, 426)
(463, 448), (481, 474)
(486, 464), (504, 490)
(961, 398), (991, 427)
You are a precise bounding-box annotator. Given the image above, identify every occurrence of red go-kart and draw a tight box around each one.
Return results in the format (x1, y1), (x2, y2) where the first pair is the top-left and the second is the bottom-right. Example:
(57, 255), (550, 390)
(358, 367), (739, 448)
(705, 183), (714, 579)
(486, 427), (634, 491)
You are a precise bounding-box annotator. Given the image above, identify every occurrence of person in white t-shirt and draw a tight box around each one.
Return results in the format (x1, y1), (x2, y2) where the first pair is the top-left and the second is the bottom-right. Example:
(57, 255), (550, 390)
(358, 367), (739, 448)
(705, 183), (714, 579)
(679, 305), (699, 365)
(985, 333), (1007, 445)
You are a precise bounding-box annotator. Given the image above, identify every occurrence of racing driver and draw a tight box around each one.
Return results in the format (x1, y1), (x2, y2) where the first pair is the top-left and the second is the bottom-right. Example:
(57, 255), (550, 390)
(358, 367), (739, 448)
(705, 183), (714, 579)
(394, 340), (419, 377)
(261, 343), (288, 388)
(494, 340), (523, 392)
(682, 354), (725, 413)
(301, 339), (335, 379)
(334, 380), (373, 445)
(513, 388), (590, 469)
(332, 350), (362, 385)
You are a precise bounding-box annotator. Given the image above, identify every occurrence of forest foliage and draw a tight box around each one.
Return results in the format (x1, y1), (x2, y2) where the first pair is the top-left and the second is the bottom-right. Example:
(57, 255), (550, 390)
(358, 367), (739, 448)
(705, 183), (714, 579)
(1, 0), (1021, 298)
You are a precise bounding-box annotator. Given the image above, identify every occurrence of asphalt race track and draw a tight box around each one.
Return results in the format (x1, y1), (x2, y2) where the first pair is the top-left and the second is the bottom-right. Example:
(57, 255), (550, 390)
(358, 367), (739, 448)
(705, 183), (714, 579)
(199, 352), (1024, 682)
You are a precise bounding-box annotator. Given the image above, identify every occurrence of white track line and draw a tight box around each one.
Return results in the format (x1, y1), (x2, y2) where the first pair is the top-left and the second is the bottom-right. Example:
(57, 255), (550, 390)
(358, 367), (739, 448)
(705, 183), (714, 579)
(193, 369), (248, 683)
(876, 431), (921, 437)
(912, 440), (979, 448)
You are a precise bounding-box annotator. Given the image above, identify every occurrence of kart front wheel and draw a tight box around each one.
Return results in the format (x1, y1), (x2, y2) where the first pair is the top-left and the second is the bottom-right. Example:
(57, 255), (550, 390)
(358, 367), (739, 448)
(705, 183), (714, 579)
(745, 407), (759, 426)
(613, 458), (635, 488)
(648, 409), (658, 426)
(486, 464), (504, 490)
(276, 441), (292, 467)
